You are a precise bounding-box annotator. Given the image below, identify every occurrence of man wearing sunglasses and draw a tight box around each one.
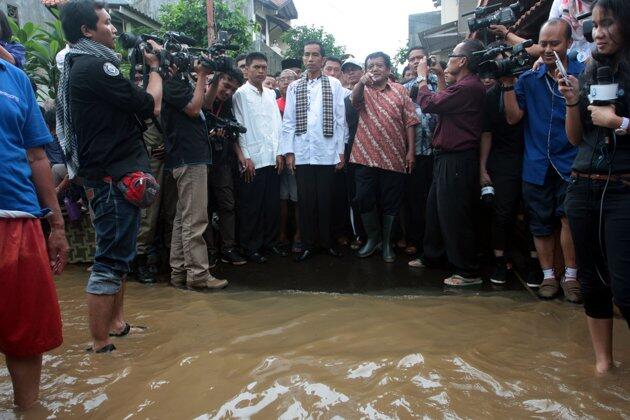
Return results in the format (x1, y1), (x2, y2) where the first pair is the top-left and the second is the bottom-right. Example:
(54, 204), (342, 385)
(412, 39), (487, 287)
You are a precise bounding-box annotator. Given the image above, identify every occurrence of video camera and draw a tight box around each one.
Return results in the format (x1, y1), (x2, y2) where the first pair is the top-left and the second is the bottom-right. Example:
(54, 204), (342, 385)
(464, 1), (522, 33)
(474, 39), (533, 78)
(205, 112), (247, 141)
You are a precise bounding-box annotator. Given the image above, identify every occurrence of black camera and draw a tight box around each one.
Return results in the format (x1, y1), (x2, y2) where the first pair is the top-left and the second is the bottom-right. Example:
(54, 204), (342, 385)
(480, 183), (495, 207)
(474, 39), (533, 78)
(205, 112), (247, 140)
(464, 1), (522, 33)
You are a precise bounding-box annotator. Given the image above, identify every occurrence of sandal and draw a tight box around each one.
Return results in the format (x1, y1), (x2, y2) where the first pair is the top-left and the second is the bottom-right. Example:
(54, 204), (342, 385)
(443, 274), (483, 287)
(86, 343), (117, 353)
(408, 258), (426, 268)
(109, 323), (146, 337)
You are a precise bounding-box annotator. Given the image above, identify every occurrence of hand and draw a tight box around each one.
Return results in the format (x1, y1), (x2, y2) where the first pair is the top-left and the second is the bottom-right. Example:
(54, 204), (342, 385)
(532, 56), (544, 71)
(405, 151), (416, 174)
(480, 169), (492, 187)
(244, 158), (255, 183)
(151, 144), (166, 160)
(557, 74), (580, 104)
(47, 227), (68, 275)
(488, 24), (509, 38)
(587, 105), (622, 129)
(360, 72), (375, 86)
(335, 154), (345, 172)
(500, 76), (517, 87)
(195, 55), (212, 77)
(285, 153), (296, 174)
(416, 57), (429, 79)
(144, 40), (162, 67)
(275, 155), (285, 174)
(210, 128), (226, 138)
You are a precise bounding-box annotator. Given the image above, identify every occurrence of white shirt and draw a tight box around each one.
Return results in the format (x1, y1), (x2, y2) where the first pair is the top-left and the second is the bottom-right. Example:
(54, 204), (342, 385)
(232, 82), (283, 169)
(280, 75), (346, 165)
(549, 0), (592, 63)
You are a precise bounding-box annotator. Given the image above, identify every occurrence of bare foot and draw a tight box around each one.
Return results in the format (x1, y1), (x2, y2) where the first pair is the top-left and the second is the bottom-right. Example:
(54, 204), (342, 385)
(595, 359), (614, 375)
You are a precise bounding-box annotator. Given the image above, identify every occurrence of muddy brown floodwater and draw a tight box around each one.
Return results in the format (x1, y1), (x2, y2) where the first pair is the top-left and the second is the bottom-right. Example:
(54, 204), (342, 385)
(1, 265), (629, 419)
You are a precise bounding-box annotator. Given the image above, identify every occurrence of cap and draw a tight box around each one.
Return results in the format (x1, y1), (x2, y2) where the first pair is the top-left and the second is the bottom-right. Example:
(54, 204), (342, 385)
(341, 57), (364, 72)
(281, 58), (302, 70)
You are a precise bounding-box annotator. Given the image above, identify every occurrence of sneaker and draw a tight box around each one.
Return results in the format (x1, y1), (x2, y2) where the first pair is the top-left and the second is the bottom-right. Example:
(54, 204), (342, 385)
(221, 248), (247, 266)
(188, 275), (228, 290)
(526, 260), (543, 288)
(538, 277), (560, 299)
(490, 258), (508, 285)
(137, 263), (157, 284)
(561, 277), (583, 304)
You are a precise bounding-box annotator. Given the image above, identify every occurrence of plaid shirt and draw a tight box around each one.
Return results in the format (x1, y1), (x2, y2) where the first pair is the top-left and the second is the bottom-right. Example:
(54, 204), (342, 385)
(403, 74), (438, 156)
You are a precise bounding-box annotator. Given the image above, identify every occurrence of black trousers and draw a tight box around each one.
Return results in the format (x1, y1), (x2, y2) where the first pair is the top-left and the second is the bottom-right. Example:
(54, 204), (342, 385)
(489, 166), (522, 251)
(353, 165), (405, 216)
(404, 155), (434, 247)
(238, 166), (280, 255)
(565, 177), (630, 327)
(295, 164), (335, 249)
(332, 169), (352, 239)
(346, 162), (365, 240)
(423, 149), (479, 277)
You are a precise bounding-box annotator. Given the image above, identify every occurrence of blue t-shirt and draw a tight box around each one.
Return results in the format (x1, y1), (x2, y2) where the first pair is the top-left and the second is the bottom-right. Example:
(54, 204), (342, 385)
(0, 59), (52, 217)
(515, 59), (584, 185)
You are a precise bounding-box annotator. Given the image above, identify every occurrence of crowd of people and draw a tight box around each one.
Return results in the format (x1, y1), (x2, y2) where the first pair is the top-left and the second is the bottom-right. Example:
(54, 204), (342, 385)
(1, 0), (629, 410)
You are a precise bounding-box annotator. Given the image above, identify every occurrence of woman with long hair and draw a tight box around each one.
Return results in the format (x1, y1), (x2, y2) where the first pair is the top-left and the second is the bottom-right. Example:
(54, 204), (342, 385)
(0, 9), (25, 68)
(559, 0), (630, 374)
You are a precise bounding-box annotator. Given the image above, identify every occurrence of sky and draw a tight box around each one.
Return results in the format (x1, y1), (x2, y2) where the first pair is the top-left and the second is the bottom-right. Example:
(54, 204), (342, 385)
(291, 0), (439, 61)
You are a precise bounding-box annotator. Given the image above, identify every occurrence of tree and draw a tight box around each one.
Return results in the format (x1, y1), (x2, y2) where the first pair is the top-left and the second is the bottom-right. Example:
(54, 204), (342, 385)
(159, 0), (255, 53)
(394, 43), (410, 67)
(280, 25), (346, 59)
(8, 8), (65, 100)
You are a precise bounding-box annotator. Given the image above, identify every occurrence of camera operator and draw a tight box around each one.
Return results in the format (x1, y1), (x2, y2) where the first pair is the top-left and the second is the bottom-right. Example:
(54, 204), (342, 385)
(205, 68), (247, 266)
(162, 56), (228, 290)
(559, 0), (630, 373)
(502, 18), (583, 302)
(414, 39), (487, 286)
(58, 0), (163, 353)
(478, 42), (525, 285)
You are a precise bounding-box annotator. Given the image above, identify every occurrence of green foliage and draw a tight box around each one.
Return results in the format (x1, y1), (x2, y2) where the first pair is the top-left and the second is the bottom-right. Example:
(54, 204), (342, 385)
(280, 25), (346, 59)
(8, 8), (65, 100)
(159, 0), (255, 53)
(394, 43), (410, 66)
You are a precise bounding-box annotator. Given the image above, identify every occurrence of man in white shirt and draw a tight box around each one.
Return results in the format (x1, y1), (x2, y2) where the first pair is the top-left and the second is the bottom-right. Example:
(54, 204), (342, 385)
(281, 41), (346, 262)
(233, 52), (287, 263)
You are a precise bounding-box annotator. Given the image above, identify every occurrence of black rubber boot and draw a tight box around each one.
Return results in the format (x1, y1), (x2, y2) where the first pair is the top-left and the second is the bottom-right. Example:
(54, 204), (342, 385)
(357, 210), (381, 258)
(382, 215), (396, 263)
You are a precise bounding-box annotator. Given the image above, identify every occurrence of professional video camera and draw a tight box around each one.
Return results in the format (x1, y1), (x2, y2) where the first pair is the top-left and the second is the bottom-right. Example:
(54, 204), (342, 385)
(464, 1), (522, 33)
(205, 112), (247, 139)
(474, 39), (533, 78)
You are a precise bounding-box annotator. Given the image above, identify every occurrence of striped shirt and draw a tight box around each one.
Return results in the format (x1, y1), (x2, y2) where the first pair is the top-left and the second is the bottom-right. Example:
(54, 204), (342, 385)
(350, 82), (419, 173)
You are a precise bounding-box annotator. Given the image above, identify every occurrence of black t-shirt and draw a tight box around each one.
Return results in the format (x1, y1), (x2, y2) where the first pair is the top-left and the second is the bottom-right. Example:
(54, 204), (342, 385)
(572, 68), (630, 174)
(162, 76), (211, 170)
(206, 98), (237, 166)
(483, 84), (524, 174)
(69, 55), (153, 181)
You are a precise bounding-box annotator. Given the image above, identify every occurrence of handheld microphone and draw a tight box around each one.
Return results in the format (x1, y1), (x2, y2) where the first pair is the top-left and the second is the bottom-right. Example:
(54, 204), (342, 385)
(589, 66), (618, 106)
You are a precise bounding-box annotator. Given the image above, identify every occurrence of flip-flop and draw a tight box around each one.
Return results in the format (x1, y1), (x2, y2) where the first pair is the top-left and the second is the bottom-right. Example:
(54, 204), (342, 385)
(444, 274), (483, 287)
(85, 343), (117, 353)
(109, 323), (147, 337)
(408, 258), (426, 268)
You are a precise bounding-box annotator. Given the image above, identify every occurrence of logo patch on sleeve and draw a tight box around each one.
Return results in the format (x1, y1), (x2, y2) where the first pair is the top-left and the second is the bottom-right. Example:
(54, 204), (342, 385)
(103, 62), (120, 77)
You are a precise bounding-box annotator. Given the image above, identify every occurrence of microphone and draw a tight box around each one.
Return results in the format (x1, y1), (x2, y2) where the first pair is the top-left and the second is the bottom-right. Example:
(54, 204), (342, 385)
(589, 66), (618, 106)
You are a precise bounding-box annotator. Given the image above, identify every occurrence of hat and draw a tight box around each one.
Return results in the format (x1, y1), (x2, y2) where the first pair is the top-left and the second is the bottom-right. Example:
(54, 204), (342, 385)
(341, 57), (363, 71)
(281, 58), (302, 70)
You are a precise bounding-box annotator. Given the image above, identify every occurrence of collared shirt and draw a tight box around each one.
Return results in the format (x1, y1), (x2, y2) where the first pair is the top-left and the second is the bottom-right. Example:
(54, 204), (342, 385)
(280, 75), (346, 165)
(515, 60), (584, 185)
(416, 73), (486, 153)
(0, 59), (52, 218)
(233, 81), (283, 169)
(404, 74), (438, 156)
(0, 40), (25, 68)
(350, 82), (419, 174)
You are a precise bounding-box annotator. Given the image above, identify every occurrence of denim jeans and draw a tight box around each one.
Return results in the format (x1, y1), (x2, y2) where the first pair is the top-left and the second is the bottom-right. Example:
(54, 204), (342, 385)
(86, 181), (140, 295)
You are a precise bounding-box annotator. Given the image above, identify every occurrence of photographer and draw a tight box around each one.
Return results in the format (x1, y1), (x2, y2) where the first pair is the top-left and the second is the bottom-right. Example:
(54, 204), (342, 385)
(413, 39), (486, 286)
(559, 0), (630, 373)
(163, 56), (228, 290)
(502, 18), (583, 301)
(58, 0), (162, 353)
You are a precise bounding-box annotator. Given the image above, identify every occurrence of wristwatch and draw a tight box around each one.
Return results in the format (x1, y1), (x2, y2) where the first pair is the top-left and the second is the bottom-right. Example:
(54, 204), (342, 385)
(615, 117), (629, 136)
(416, 75), (426, 84)
(149, 66), (160, 74)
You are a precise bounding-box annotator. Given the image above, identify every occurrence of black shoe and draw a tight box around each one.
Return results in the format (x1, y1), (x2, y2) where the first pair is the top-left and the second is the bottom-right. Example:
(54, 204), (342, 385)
(526, 259), (543, 288)
(490, 257), (508, 285)
(137, 264), (157, 284)
(247, 252), (268, 264)
(294, 249), (313, 262)
(208, 251), (219, 269)
(221, 248), (247, 266)
(327, 247), (343, 258)
(266, 245), (288, 257)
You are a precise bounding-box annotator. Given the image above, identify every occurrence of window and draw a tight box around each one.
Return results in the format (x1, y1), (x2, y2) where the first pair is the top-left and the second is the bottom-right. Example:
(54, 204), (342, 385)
(7, 4), (19, 26)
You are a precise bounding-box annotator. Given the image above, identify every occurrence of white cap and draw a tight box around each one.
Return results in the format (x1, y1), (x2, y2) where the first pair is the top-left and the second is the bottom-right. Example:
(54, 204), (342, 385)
(341, 57), (364, 71)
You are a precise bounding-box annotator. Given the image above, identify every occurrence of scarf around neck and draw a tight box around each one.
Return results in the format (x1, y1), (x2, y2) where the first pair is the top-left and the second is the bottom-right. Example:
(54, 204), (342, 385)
(295, 74), (334, 138)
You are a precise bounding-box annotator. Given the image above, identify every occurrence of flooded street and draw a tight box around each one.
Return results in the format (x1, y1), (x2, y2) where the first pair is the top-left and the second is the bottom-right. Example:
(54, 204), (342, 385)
(1, 264), (629, 419)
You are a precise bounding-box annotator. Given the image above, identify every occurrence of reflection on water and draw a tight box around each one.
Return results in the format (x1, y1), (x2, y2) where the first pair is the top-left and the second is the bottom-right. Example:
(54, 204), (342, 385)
(1, 266), (629, 418)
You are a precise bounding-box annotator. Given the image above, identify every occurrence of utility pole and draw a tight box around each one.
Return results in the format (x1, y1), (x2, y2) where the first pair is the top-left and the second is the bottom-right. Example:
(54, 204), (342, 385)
(207, 0), (215, 44)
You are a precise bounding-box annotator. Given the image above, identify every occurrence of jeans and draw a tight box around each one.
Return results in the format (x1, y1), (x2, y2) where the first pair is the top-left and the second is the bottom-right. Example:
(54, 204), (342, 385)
(86, 181), (140, 295)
